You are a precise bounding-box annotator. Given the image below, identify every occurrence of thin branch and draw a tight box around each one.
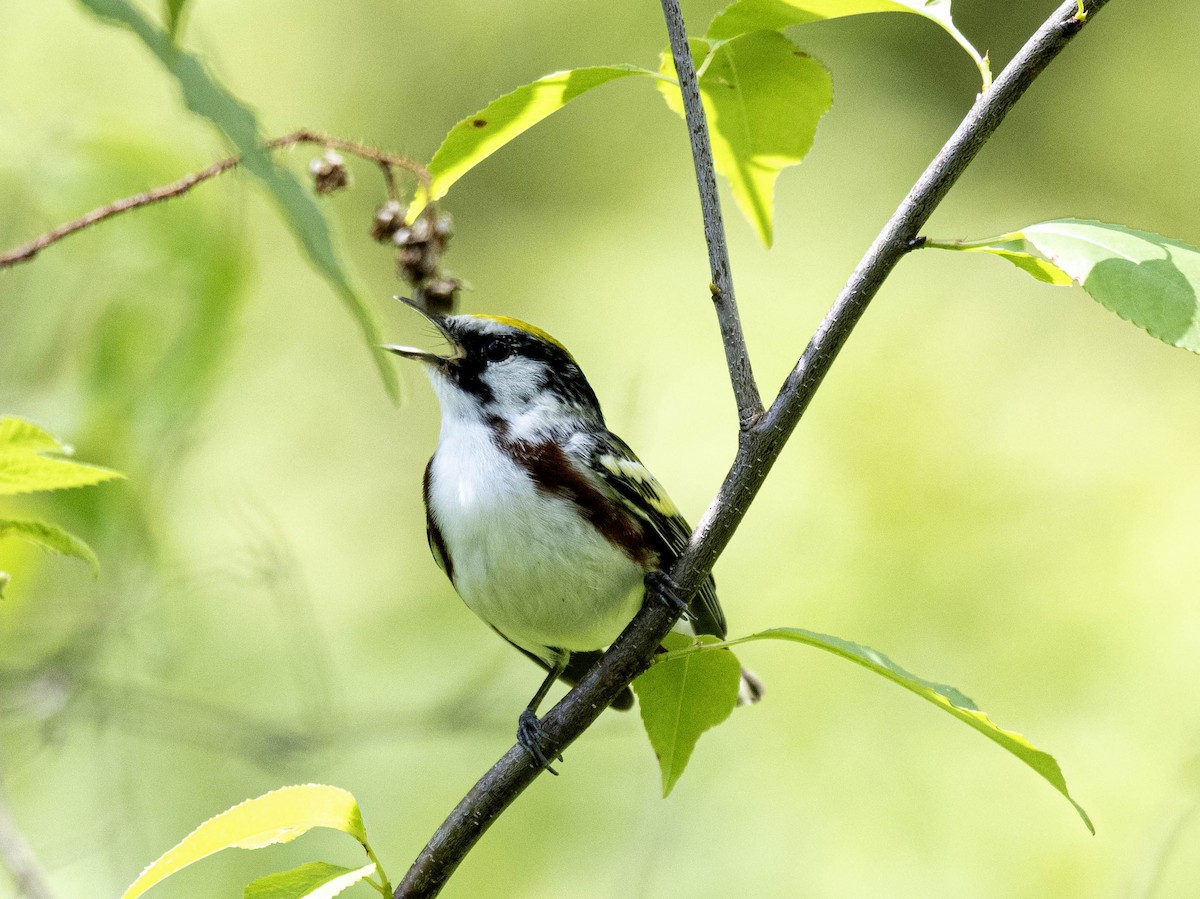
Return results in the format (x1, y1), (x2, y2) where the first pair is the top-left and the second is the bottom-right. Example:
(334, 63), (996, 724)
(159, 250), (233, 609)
(0, 784), (54, 899)
(393, 1), (1112, 895)
(660, 0), (764, 428)
(0, 130), (429, 270)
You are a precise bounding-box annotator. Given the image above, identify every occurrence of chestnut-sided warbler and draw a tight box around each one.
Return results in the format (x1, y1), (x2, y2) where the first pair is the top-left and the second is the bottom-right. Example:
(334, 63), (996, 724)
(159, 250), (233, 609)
(386, 305), (762, 766)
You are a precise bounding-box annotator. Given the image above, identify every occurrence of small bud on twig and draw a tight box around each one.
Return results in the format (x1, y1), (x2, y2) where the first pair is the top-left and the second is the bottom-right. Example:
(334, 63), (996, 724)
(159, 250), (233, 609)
(309, 150), (350, 194)
(419, 276), (463, 315)
(372, 200), (407, 242)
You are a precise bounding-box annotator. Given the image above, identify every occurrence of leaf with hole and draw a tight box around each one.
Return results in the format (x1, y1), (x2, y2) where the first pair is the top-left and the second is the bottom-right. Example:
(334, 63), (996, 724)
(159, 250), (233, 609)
(632, 633), (742, 796)
(77, 0), (397, 400)
(121, 785), (370, 899)
(704, 627), (1093, 831)
(658, 31), (832, 246)
(707, 0), (989, 88)
(927, 220), (1200, 353)
(243, 861), (377, 899)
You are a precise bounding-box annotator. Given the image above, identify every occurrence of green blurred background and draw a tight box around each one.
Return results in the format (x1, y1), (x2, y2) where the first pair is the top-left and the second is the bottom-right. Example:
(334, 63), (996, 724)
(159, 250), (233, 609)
(2, 1), (1199, 896)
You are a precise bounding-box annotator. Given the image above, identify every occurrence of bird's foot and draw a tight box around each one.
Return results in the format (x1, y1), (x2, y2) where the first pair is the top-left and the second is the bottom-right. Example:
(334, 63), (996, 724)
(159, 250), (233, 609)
(644, 570), (694, 621)
(517, 709), (560, 775)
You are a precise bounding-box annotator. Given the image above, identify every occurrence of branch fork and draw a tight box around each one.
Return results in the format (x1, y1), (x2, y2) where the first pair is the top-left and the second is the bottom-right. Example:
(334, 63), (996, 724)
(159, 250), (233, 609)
(392, 2), (1111, 895)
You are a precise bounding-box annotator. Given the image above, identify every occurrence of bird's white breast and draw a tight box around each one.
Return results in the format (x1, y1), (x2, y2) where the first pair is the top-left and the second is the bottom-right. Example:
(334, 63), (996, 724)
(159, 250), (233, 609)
(427, 418), (645, 662)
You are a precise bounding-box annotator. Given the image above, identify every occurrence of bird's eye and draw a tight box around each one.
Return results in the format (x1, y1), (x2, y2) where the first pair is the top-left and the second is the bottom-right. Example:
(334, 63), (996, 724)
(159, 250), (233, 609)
(484, 340), (512, 363)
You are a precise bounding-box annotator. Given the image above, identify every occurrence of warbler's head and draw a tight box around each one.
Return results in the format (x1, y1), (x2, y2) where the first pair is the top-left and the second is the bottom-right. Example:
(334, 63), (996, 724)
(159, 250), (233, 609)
(385, 304), (604, 437)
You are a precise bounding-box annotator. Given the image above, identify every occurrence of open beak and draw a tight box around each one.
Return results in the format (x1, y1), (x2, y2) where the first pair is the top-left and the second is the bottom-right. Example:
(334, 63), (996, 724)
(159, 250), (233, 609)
(383, 297), (462, 366)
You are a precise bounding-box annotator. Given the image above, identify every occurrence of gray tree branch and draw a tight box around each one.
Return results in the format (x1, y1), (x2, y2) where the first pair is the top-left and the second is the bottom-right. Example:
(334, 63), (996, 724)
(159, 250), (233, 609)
(393, 1), (1111, 896)
(660, 0), (764, 427)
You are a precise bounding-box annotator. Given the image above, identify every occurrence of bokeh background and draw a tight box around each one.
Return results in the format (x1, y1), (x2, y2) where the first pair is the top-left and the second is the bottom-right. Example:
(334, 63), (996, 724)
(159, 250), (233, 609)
(2, 1), (1199, 896)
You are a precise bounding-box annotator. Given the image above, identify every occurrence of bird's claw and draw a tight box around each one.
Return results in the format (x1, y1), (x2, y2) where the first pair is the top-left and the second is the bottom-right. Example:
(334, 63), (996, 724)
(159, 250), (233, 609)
(644, 570), (693, 621)
(517, 709), (560, 775)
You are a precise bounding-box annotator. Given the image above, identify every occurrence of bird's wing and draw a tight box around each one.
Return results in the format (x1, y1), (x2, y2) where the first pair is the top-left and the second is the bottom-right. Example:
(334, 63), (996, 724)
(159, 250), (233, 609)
(581, 432), (727, 639)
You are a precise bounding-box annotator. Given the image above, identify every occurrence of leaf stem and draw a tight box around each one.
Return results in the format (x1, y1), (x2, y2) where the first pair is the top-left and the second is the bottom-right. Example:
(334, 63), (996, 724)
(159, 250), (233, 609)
(363, 839), (393, 896)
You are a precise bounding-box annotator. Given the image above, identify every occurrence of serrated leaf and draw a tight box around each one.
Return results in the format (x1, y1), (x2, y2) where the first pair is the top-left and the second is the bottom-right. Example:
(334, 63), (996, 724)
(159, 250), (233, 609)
(632, 633), (741, 796)
(658, 32), (832, 247)
(707, 0), (990, 89)
(931, 220), (1200, 353)
(411, 65), (656, 218)
(244, 861), (376, 899)
(121, 785), (368, 899)
(0, 417), (124, 496)
(76, 0), (398, 400)
(0, 519), (100, 576)
(720, 627), (1093, 832)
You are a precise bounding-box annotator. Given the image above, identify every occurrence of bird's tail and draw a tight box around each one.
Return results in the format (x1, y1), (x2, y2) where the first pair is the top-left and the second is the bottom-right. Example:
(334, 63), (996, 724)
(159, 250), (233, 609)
(737, 666), (765, 706)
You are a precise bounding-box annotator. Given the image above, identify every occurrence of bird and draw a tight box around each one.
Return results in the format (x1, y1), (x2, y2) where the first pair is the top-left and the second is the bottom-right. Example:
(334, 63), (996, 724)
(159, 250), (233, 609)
(386, 303), (762, 767)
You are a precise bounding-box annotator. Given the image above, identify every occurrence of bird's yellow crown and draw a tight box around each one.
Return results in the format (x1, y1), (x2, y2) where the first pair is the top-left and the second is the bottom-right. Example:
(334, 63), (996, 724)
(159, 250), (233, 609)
(470, 314), (573, 359)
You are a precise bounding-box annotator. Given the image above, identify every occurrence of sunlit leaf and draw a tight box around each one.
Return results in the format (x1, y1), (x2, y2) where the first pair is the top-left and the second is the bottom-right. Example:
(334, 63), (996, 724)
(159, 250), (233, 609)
(711, 627), (1093, 832)
(0, 518), (100, 576)
(632, 633), (741, 796)
(244, 861), (376, 899)
(707, 0), (990, 88)
(412, 65), (657, 218)
(76, 0), (398, 400)
(932, 237), (1074, 285)
(928, 220), (1200, 353)
(0, 417), (123, 496)
(658, 32), (832, 246)
(121, 785), (368, 899)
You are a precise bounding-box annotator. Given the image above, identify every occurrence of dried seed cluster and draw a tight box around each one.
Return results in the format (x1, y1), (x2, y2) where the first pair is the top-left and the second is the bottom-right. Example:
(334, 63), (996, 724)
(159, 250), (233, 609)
(309, 150), (460, 315)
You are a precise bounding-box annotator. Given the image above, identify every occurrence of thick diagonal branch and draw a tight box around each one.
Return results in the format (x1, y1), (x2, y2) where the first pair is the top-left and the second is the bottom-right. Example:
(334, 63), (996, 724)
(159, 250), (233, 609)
(393, 2), (1111, 896)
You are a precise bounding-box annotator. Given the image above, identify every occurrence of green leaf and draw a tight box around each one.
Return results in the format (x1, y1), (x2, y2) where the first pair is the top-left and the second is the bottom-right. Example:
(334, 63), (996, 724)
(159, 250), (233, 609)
(411, 65), (657, 218)
(714, 627), (1093, 832)
(933, 237), (1075, 286)
(707, 0), (990, 89)
(121, 784), (369, 899)
(0, 417), (124, 496)
(0, 519), (101, 576)
(929, 220), (1200, 353)
(632, 633), (742, 797)
(76, 0), (398, 401)
(164, 0), (189, 40)
(658, 32), (832, 247)
(244, 861), (376, 899)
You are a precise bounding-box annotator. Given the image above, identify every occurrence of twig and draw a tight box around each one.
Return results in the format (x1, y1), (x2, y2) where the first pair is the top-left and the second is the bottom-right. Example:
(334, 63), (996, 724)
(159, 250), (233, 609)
(393, 2), (1112, 896)
(0, 130), (429, 270)
(660, 0), (764, 428)
(0, 783), (55, 899)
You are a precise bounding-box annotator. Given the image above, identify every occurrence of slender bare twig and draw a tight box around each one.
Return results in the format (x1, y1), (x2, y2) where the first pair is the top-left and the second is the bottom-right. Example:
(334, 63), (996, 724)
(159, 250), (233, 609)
(0, 130), (429, 270)
(660, 0), (764, 427)
(393, 2), (1111, 896)
(0, 784), (54, 899)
